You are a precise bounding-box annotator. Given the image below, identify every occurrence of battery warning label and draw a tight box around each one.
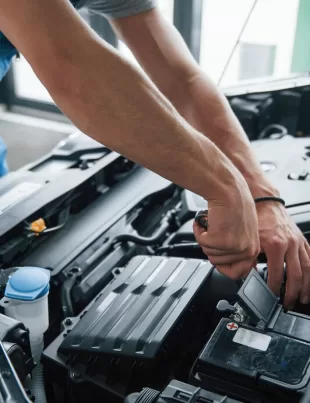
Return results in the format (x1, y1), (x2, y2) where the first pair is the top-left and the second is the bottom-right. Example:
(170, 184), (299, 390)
(226, 322), (238, 331)
(233, 328), (271, 351)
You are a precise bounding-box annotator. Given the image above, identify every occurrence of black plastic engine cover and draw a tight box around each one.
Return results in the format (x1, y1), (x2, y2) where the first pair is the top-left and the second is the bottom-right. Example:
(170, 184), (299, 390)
(125, 379), (242, 403)
(43, 255), (214, 398)
(251, 135), (310, 208)
(170, 135), (310, 247)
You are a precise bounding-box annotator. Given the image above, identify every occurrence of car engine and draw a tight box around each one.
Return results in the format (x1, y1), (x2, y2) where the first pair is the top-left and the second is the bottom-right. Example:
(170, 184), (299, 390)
(0, 129), (309, 403)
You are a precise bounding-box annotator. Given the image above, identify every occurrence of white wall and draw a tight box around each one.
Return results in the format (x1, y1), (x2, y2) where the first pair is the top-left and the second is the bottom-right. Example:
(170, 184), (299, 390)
(200, 0), (300, 87)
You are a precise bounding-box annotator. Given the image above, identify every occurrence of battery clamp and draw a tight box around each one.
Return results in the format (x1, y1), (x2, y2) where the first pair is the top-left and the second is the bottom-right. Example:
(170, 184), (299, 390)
(216, 267), (280, 329)
(193, 269), (310, 403)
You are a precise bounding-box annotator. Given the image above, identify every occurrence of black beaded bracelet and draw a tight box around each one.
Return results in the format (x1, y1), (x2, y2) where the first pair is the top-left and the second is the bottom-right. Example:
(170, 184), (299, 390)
(254, 196), (285, 206)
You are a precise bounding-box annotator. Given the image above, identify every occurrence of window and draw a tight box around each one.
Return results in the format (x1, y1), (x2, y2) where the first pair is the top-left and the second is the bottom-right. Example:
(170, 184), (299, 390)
(12, 8), (90, 104)
(199, 0), (300, 87)
(239, 42), (276, 80)
(12, 1), (174, 105)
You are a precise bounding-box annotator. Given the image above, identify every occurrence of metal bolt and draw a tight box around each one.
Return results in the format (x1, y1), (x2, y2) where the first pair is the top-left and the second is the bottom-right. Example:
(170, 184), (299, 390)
(65, 318), (73, 326)
(71, 371), (81, 381)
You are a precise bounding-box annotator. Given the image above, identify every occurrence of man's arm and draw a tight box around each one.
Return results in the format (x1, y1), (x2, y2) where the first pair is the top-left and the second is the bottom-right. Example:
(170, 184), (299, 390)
(0, 0), (260, 272)
(111, 8), (310, 307)
(111, 9), (275, 199)
(0, 0), (232, 200)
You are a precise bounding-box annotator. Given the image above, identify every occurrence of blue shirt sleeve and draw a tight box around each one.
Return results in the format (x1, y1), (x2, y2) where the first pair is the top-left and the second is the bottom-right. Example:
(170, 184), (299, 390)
(0, 137), (8, 177)
(0, 33), (15, 176)
(0, 32), (17, 81)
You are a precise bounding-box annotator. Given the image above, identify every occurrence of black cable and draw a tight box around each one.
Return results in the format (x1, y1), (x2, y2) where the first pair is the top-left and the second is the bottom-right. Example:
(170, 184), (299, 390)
(113, 217), (171, 246)
(83, 211), (177, 268)
(60, 277), (76, 318)
(155, 243), (201, 255)
(60, 268), (81, 318)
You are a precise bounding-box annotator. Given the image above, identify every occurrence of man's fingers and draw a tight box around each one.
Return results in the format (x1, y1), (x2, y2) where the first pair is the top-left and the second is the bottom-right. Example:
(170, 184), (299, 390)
(299, 245), (310, 304)
(284, 245), (303, 309)
(207, 252), (251, 265)
(195, 232), (238, 254)
(201, 247), (240, 257)
(216, 260), (253, 281)
(265, 244), (286, 297)
(194, 225), (251, 256)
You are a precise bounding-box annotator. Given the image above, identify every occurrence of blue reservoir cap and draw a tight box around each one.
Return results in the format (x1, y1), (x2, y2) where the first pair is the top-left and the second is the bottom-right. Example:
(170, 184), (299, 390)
(4, 267), (50, 301)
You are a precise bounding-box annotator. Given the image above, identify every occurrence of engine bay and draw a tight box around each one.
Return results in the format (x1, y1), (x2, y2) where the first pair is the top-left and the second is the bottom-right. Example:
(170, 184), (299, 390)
(0, 107), (310, 403)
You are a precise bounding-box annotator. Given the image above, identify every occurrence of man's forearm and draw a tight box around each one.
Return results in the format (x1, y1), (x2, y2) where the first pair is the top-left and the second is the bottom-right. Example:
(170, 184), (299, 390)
(174, 72), (279, 199)
(110, 10), (278, 199)
(51, 42), (243, 202)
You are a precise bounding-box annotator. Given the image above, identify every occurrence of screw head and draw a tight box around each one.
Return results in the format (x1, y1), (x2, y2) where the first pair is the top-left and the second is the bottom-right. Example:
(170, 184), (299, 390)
(65, 318), (73, 326)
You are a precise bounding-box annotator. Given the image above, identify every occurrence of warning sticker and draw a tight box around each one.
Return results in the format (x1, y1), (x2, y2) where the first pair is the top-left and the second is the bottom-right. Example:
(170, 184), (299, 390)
(0, 182), (42, 215)
(233, 328), (271, 351)
(226, 322), (238, 331)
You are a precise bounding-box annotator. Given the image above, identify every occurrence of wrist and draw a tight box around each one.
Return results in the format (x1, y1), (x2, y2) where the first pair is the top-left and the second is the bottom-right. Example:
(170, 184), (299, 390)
(246, 174), (280, 199)
(205, 152), (252, 203)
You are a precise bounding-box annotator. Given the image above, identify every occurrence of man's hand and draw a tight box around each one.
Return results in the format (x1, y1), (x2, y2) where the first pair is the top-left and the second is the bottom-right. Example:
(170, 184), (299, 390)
(257, 202), (310, 309)
(193, 178), (260, 280)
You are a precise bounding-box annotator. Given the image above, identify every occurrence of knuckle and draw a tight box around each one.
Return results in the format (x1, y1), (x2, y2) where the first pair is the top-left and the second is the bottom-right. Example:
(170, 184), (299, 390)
(270, 237), (286, 249)
(288, 235), (299, 248)
(245, 244), (259, 259)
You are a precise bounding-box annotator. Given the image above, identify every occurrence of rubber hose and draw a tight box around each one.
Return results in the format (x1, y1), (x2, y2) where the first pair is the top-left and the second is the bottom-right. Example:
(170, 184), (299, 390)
(60, 276), (76, 318)
(114, 220), (170, 246)
(29, 337), (47, 403)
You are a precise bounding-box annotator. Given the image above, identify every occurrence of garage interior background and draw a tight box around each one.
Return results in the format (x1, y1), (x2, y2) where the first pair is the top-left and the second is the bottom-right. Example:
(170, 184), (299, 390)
(0, 0), (308, 171)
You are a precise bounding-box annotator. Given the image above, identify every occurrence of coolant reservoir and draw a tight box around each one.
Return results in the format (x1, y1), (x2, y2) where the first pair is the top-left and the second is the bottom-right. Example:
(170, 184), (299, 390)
(0, 267), (50, 340)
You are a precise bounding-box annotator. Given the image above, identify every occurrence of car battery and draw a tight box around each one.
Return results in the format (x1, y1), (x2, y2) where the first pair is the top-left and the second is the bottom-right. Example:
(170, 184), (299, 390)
(192, 268), (310, 403)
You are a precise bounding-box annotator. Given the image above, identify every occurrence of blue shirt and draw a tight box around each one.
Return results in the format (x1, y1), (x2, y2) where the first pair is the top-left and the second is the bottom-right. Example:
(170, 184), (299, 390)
(0, 32), (17, 81)
(0, 34), (15, 176)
